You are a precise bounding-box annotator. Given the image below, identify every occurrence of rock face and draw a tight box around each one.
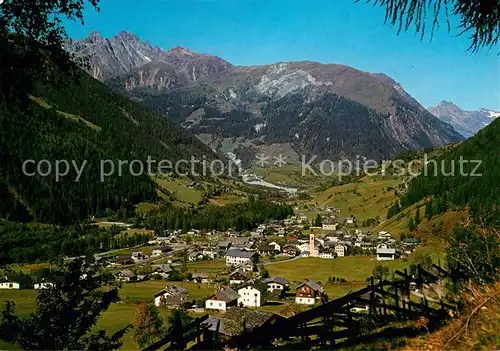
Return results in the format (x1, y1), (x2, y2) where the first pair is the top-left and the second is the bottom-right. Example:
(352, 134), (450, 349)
(428, 101), (500, 138)
(65, 31), (232, 83)
(67, 31), (464, 165)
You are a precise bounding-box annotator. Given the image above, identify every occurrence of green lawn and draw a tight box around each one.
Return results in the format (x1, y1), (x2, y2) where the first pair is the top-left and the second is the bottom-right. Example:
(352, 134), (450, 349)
(186, 259), (226, 275)
(312, 176), (402, 222)
(155, 178), (203, 205)
(135, 202), (160, 215)
(267, 256), (408, 286)
(0, 280), (215, 350)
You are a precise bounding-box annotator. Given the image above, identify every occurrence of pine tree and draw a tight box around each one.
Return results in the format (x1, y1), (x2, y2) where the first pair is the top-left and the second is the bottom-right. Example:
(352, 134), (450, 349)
(314, 214), (322, 226)
(0, 257), (129, 350)
(415, 207), (421, 225)
(425, 200), (433, 220)
(408, 217), (416, 232)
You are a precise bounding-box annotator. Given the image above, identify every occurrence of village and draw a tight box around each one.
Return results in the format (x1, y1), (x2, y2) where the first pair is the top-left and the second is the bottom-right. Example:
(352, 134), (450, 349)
(0, 205), (423, 341)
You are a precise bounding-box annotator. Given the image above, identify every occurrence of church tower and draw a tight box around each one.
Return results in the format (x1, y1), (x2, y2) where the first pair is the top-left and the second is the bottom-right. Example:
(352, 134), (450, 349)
(309, 233), (319, 257)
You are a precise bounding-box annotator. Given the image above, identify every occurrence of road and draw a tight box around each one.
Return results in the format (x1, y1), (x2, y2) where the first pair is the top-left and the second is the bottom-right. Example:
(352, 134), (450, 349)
(263, 256), (301, 266)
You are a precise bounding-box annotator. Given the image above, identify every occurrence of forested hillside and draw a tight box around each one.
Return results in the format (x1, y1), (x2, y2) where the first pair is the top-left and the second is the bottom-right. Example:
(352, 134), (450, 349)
(0, 72), (223, 224)
(400, 118), (500, 225)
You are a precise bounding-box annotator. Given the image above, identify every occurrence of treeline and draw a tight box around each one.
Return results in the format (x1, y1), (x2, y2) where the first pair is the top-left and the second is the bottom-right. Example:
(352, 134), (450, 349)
(400, 118), (500, 225)
(0, 221), (151, 264)
(0, 68), (222, 224)
(145, 197), (293, 232)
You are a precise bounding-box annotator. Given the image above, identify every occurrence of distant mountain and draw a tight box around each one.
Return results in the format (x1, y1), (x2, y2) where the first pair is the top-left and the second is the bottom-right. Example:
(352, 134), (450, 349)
(428, 101), (500, 138)
(65, 30), (232, 83)
(67, 31), (464, 166)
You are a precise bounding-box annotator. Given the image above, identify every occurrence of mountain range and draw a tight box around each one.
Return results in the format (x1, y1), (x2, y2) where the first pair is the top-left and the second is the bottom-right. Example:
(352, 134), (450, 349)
(428, 101), (500, 138)
(66, 31), (464, 166)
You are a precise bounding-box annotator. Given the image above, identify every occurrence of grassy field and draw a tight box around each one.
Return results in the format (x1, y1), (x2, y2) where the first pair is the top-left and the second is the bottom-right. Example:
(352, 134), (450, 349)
(267, 257), (407, 285)
(135, 202), (160, 215)
(30, 96), (102, 132)
(186, 259), (226, 275)
(155, 177), (203, 205)
(210, 193), (246, 205)
(251, 164), (329, 188)
(312, 176), (402, 222)
(0, 280), (214, 350)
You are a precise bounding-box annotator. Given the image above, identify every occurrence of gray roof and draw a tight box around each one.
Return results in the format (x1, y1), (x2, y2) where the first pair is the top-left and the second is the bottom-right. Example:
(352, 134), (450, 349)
(230, 269), (250, 279)
(212, 287), (240, 302)
(165, 285), (188, 298)
(226, 249), (257, 259)
(377, 248), (396, 254)
(202, 309), (276, 337)
(119, 269), (135, 278)
(155, 264), (172, 273)
(297, 280), (323, 292)
(263, 276), (289, 286)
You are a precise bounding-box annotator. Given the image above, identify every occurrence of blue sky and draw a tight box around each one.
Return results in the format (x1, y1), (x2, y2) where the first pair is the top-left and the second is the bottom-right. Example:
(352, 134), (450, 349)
(66, 0), (500, 110)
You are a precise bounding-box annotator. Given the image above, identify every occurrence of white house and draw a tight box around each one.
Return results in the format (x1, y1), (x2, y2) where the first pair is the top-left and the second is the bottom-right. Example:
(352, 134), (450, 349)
(378, 231), (392, 239)
(376, 247), (396, 260)
(205, 287), (239, 311)
(334, 245), (345, 257)
(237, 284), (266, 308)
(225, 249), (258, 266)
(152, 249), (163, 257)
(34, 282), (54, 289)
(154, 285), (188, 307)
(319, 252), (335, 259)
(322, 223), (339, 231)
(0, 282), (19, 290)
(345, 217), (356, 225)
(268, 241), (281, 252)
(263, 276), (289, 293)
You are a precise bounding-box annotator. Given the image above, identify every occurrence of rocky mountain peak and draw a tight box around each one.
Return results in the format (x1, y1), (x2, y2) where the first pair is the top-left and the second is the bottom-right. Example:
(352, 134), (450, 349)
(168, 46), (195, 56)
(429, 101), (498, 138)
(86, 30), (102, 43)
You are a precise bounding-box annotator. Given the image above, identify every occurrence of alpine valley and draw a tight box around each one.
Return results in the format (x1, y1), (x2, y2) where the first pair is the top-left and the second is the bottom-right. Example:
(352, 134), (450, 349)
(66, 31), (463, 167)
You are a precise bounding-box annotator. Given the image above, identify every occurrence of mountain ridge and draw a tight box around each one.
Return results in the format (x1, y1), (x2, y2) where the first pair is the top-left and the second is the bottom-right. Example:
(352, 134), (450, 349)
(66, 31), (464, 165)
(428, 100), (499, 138)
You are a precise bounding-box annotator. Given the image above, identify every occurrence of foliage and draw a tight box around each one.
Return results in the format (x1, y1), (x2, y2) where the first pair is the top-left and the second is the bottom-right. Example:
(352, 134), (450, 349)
(0, 221), (151, 264)
(445, 225), (499, 284)
(402, 118), (500, 226)
(132, 302), (165, 348)
(314, 214), (322, 226)
(0, 257), (129, 350)
(0, 0), (99, 104)
(146, 199), (293, 232)
(361, 0), (500, 52)
(372, 265), (390, 281)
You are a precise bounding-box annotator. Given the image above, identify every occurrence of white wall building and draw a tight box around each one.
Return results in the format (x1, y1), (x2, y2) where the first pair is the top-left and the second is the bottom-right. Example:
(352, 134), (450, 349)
(322, 223), (339, 231)
(376, 247), (396, 260)
(0, 282), (19, 289)
(334, 245), (345, 257)
(237, 285), (266, 308)
(205, 287), (239, 311)
(225, 249), (257, 266)
(34, 282), (54, 289)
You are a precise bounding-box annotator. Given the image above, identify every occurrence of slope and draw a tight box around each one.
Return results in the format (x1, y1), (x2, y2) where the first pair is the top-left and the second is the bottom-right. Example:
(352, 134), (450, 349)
(0, 71), (223, 224)
(400, 117), (500, 225)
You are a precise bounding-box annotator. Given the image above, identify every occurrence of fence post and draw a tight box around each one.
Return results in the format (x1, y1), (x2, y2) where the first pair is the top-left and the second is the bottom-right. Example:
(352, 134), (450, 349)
(394, 285), (399, 312)
(370, 277), (375, 316)
(379, 280), (387, 320)
(404, 268), (411, 315)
